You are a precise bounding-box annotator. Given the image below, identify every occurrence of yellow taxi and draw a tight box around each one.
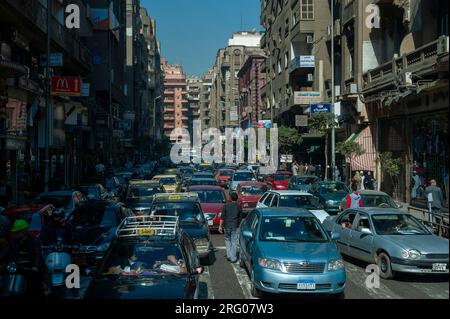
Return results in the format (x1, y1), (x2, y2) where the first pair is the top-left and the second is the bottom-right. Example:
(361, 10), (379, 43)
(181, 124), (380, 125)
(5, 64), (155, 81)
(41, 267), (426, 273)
(152, 174), (181, 193)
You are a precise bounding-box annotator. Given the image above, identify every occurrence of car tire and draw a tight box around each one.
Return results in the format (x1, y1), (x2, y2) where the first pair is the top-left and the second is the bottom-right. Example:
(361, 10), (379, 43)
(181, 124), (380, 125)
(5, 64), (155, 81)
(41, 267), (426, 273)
(250, 268), (264, 298)
(377, 252), (394, 279)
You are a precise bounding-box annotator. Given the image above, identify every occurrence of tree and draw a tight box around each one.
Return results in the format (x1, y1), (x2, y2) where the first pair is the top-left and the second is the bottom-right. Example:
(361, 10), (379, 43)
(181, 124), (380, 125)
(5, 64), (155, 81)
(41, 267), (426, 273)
(377, 152), (402, 199)
(336, 141), (365, 183)
(275, 126), (303, 154)
(308, 113), (337, 180)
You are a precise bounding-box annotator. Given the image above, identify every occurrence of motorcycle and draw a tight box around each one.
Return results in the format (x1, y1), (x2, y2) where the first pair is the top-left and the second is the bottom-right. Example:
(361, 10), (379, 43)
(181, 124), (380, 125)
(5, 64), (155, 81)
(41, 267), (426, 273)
(0, 262), (28, 298)
(42, 237), (75, 298)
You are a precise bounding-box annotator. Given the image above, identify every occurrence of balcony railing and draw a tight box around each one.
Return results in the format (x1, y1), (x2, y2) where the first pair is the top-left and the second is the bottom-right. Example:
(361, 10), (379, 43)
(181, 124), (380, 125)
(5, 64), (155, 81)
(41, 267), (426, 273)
(363, 36), (449, 91)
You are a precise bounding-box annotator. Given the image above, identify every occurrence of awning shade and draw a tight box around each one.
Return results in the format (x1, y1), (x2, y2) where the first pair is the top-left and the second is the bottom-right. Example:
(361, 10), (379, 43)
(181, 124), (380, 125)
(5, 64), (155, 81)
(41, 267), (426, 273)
(346, 126), (377, 172)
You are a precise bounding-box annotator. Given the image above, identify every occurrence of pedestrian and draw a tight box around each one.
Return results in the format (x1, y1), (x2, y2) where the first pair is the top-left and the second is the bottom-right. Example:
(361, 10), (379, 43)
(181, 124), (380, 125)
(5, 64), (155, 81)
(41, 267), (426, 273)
(334, 166), (341, 182)
(364, 171), (375, 191)
(218, 192), (242, 263)
(426, 180), (445, 214)
(291, 161), (299, 176)
(298, 162), (306, 176)
(360, 171), (366, 190)
(352, 171), (362, 190)
(304, 163), (309, 175)
(0, 177), (13, 209)
(346, 183), (363, 209)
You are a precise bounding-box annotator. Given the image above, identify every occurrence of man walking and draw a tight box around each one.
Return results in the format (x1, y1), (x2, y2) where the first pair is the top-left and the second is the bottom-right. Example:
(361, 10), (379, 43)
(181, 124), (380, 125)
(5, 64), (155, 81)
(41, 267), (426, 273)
(218, 192), (242, 263)
(426, 180), (445, 214)
(292, 161), (299, 176)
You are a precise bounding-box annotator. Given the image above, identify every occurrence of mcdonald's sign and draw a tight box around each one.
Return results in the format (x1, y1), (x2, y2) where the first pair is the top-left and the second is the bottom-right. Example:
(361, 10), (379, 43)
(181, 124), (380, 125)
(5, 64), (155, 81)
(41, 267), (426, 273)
(51, 76), (81, 96)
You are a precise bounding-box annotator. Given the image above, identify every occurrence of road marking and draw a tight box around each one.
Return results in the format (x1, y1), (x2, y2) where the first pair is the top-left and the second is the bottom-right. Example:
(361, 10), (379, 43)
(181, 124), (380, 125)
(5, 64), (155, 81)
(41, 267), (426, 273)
(230, 261), (257, 299)
(214, 246), (227, 250)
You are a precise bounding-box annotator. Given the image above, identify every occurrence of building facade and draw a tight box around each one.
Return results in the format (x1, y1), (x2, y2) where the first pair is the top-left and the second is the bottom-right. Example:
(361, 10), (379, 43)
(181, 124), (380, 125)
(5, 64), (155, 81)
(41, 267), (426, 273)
(161, 58), (188, 141)
(187, 76), (202, 136)
(200, 70), (213, 130)
(237, 54), (267, 128)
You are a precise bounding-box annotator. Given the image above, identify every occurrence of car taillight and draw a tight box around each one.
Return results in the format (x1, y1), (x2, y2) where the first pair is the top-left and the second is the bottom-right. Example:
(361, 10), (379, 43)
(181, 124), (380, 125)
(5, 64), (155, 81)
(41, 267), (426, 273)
(29, 231), (40, 238)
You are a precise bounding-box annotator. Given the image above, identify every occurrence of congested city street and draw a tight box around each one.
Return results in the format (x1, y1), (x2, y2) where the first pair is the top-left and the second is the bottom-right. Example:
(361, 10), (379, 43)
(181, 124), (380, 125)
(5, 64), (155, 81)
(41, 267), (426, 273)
(1, 0), (449, 303)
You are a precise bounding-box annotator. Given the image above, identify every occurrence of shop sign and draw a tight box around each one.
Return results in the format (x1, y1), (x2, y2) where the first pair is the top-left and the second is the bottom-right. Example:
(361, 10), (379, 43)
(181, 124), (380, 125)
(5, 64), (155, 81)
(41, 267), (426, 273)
(294, 91), (322, 106)
(51, 76), (81, 96)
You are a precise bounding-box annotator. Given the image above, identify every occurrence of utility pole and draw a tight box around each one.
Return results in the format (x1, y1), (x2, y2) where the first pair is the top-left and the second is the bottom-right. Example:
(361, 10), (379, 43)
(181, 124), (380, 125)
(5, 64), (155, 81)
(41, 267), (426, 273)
(108, 1), (113, 167)
(44, 0), (51, 192)
(331, 0), (336, 181)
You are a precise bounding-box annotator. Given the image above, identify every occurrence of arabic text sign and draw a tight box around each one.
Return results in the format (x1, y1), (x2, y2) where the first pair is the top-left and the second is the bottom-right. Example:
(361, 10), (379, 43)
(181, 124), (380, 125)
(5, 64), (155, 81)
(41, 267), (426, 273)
(294, 91), (322, 106)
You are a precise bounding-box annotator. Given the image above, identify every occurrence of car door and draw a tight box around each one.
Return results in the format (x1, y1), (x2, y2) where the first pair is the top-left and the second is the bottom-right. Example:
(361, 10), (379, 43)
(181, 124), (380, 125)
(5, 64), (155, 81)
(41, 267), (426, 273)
(239, 211), (255, 266)
(256, 193), (269, 208)
(180, 235), (198, 298)
(270, 194), (279, 207)
(333, 210), (358, 255)
(348, 213), (375, 262)
(247, 212), (260, 267)
(262, 193), (274, 208)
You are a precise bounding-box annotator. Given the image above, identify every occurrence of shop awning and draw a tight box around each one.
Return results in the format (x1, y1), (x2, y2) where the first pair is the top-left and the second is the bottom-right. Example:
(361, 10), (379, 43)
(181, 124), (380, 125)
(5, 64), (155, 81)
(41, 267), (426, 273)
(345, 126), (377, 172)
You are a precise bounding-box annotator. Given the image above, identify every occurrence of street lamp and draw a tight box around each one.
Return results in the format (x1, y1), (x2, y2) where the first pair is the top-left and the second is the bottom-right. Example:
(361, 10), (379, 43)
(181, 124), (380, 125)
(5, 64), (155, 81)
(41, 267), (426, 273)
(153, 95), (162, 139)
(331, 0), (336, 181)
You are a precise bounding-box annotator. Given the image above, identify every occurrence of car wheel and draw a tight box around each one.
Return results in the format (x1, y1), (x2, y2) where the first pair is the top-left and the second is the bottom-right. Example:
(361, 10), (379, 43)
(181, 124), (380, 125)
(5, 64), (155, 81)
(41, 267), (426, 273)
(250, 268), (264, 298)
(377, 252), (394, 279)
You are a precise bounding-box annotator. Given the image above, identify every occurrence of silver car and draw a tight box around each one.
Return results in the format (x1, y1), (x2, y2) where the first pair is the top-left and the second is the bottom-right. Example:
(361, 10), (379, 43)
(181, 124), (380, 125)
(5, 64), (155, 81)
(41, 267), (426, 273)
(323, 207), (449, 279)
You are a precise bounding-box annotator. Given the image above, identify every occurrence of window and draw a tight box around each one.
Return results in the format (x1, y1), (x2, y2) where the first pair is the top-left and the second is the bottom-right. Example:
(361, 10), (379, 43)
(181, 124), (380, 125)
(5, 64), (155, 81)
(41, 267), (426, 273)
(300, 0), (314, 20)
(277, 59), (282, 74)
(263, 194), (274, 206)
(285, 52), (289, 69)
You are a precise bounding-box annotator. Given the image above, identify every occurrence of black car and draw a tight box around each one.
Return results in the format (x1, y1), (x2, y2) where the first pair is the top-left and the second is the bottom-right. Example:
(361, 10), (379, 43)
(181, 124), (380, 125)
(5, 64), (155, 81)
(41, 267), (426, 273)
(84, 215), (203, 299)
(69, 200), (133, 268)
(125, 184), (163, 215)
(287, 175), (320, 192)
(150, 193), (213, 264)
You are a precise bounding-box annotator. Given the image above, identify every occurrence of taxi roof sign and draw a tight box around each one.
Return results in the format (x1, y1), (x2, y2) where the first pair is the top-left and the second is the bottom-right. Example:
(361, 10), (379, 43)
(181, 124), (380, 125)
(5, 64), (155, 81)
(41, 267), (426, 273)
(116, 215), (179, 239)
(153, 192), (199, 202)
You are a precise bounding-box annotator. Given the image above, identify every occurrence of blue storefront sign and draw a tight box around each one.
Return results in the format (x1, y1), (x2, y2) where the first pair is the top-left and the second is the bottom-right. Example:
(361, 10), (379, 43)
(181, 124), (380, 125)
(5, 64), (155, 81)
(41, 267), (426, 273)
(49, 53), (63, 67)
(311, 103), (332, 113)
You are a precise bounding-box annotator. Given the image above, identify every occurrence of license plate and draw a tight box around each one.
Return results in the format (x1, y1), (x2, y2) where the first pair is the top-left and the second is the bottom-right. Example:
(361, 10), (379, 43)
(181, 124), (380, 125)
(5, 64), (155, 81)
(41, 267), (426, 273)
(432, 263), (447, 272)
(297, 280), (316, 290)
(208, 220), (214, 226)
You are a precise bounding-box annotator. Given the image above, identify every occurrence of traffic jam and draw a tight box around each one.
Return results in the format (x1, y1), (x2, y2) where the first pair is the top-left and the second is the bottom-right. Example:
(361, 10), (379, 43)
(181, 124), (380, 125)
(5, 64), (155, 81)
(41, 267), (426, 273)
(0, 162), (449, 299)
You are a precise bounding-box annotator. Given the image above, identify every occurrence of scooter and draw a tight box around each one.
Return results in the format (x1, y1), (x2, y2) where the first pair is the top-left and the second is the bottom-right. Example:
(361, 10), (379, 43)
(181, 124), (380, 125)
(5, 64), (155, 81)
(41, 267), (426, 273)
(0, 262), (28, 298)
(42, 237), (74, 298)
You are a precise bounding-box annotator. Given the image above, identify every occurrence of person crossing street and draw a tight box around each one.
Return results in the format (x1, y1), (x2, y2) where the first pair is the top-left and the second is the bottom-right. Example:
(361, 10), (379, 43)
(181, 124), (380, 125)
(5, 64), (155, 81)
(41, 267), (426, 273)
(218, 192), (243, 263)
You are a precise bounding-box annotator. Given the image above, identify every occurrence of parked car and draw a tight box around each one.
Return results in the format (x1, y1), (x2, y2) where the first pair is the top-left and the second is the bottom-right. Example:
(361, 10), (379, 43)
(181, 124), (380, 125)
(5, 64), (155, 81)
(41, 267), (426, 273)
(339, 190), (403, 211)
(33, 191), (86, 218)
(230, 170), (256, 191)
(84, 215), (203, 299)
(323, 208), (449, 279)
(257, 191), (329, 223)
(288, 175), (320, 192)
(215, 169), (235, 188)
(239, 208), (345, 298)
(151, 175), (181, 193)
(192, 172), (215, 180)
(125, 181), (163, 215)
(236, 182), (271, 215)
(187, 178), (219, 190)
(267, 171), (293, 190)
(309, 181), (350, 215)
(189, 186), (229, 232)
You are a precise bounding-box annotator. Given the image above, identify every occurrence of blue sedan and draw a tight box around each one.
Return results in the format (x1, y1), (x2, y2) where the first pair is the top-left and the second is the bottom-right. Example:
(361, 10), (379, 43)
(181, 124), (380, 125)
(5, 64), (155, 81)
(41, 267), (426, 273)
(322, 207), (449, 279)
(239, 208), (346, 298)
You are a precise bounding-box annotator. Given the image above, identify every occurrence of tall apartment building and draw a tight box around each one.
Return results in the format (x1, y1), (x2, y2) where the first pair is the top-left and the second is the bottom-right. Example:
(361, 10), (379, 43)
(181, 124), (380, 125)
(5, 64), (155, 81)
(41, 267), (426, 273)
(187, 76), (202, 136)
(161, 58), (188, 141)
(200, 70), (213, 129)
(237, 54), (267, 128)
(210, 32), (265, 130)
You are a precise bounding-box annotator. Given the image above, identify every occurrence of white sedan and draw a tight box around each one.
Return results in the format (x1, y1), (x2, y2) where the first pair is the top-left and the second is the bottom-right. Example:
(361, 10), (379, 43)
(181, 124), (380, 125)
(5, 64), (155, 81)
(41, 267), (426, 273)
(256, 190), (329, 223)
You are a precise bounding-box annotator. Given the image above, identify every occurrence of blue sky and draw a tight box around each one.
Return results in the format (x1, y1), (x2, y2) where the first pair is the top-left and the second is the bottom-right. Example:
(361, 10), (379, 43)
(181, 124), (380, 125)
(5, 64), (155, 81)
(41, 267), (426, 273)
(141, 0), (263, 76)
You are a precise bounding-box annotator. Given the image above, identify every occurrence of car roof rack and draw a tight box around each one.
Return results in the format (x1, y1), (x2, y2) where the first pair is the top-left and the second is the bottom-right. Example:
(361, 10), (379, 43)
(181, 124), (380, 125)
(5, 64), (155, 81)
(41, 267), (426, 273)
(116, 215), (179, 239)
(153, 193), (199, 201)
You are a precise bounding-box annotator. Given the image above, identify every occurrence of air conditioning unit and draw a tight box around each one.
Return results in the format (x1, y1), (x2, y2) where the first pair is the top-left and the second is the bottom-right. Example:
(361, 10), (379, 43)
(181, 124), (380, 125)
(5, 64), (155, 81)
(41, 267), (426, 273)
(350, 83), (358, 94)
(437, 36), (449, 55)
(306, 35), (314, 44)
(404, 72), (413, 86)
(307, 73), (314, 82)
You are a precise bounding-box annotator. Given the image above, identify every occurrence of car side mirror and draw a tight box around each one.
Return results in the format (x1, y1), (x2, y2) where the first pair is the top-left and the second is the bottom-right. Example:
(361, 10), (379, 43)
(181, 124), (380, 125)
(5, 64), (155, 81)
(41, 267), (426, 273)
(191, 267), (204, 275)
(331, 232), (340, 240)
(360, 228), (372, 235)
(242, 230), (253, 239)
(396, 202), (403, 209)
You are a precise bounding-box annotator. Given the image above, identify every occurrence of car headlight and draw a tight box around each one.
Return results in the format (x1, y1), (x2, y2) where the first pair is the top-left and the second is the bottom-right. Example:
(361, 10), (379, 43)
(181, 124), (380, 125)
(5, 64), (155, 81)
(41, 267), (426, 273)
(258, 258), (283, 271)
(401, 249), (422, 260)
(328, 259), (345, 272)
(97, 243), (110, 252)
(326, 200), (336, 206)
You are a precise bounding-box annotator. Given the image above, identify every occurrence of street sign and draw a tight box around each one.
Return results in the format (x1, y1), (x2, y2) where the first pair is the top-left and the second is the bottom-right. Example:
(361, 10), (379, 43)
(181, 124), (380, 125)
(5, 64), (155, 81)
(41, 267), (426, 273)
(311, 103), (332, 113)
(51, 76), (81, 96)
(49, 53), (63, 67)
(280, 155), (293, 163)
(295, 115), (309, 127)
(294, 91), (322, 106)
(81, 82), (90, 97)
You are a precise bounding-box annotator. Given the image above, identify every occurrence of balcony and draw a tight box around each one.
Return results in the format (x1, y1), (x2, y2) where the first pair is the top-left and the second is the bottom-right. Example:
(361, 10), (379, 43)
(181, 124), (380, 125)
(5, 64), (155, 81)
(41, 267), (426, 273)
(164, 116), (175, 121)
(164, 107), (175, 113)
(362, 36), (449, 96)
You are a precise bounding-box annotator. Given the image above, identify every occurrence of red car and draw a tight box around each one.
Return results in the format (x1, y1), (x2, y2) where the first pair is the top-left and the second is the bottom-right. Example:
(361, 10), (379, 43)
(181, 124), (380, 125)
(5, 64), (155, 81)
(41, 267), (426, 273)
(236, 182), (271, 214)
(215, 169), (235, 188)
(189, 185), (230, 231)
(1, 204), (47, 237)
(267, 171), (293, 190)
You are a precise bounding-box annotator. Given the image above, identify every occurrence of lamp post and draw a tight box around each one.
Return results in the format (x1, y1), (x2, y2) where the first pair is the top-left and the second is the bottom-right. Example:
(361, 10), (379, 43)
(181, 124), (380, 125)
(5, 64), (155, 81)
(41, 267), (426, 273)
(331, 0), (336, 181)
(44, 0), (51, 192)
(153, 95), (161, 140)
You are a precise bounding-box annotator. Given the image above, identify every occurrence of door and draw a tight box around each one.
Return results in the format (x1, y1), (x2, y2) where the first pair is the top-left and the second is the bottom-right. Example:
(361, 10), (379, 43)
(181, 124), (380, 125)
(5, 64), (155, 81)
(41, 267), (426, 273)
(333, 211), (358, 255)
(261, 193), (274, 208)
(240, 211), (256, 268)
(348, 213), (375, 262)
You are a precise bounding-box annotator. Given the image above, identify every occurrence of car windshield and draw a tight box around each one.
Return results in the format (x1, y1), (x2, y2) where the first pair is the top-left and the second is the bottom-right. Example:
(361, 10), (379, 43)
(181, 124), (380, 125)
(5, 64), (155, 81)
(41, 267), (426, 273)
(191, 190), (225, 203)
(317, 183), (349, 194)
(362, 195), (397, 208)
(35, 196), (71, 209)
(160, 178), (177, 184)
(233, 173), (254, 181)
(239, 185), (267, 196)
(151, 202), (204, 222)
(279, 195), (321, 210)
(71, 206), (119, 228)
(190, 180), (217, 186)
(260, 216), (328, 243)
(193, 174), (214, 179)
(294, 177), (317, 185)
(130, 187), (159, 197)
(99, 242), (187, 277)
(371, 214), (430, 235)
(274, 174), (291, 181)
(219, 170), (233, 176)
